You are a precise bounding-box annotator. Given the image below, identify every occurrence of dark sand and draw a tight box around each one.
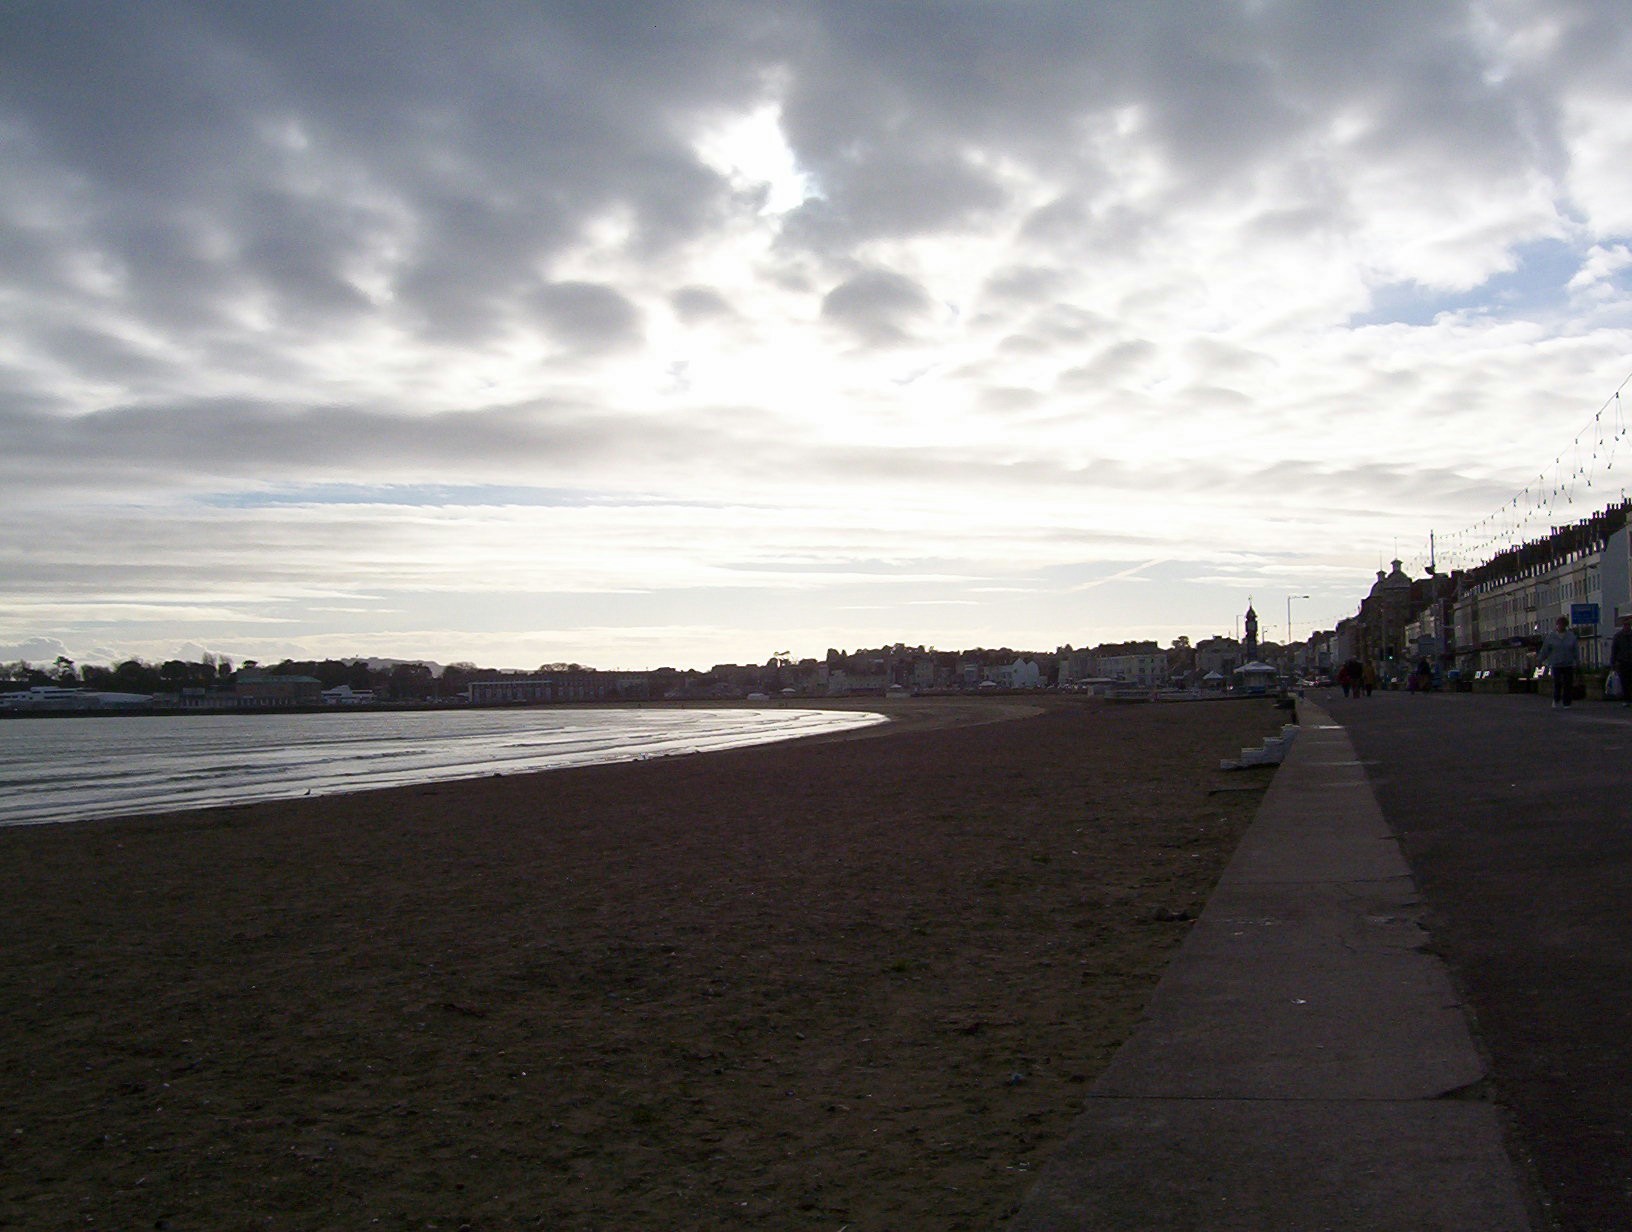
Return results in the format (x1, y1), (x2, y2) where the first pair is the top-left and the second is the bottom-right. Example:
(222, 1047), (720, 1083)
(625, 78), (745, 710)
(0, 696), (1282, 1231)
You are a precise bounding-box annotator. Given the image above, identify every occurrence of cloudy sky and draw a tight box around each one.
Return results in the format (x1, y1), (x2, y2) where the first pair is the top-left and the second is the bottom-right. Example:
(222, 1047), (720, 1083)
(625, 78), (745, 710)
(4, 1), (1632, 671)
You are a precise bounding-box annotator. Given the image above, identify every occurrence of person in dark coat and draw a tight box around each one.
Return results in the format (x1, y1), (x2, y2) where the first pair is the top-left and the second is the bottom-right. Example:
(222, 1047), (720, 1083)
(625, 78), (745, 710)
(1611, 613), (1632, 708)
(1537, 616), (1580, 709)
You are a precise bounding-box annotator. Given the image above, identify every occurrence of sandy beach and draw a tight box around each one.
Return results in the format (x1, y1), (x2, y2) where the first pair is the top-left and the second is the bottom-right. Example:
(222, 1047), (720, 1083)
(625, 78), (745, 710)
(0, 695), (1282, 1231)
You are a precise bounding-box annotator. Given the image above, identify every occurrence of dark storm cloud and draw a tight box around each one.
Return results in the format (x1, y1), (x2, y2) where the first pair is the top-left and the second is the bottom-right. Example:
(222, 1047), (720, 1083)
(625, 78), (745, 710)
(0, 398), (694, 490)
(1097, 2), (1551, 199)
(0, 2), (762, 351)
(1, 1), (1605, 380)
(0, 0), (1622, 520)
(774, 2), (1122, 195)
(982, 266), (1071, 306)
(18, 323), (178, 387)
(670, 285), (736, 323)
(766, 0), (1624, 264)
(533, 281), (643, 352)
(820, 268), (934, 345)
(0, 387), (1406, 517)
(779, 154), (1007, 251)
(0, 390), (963, 495)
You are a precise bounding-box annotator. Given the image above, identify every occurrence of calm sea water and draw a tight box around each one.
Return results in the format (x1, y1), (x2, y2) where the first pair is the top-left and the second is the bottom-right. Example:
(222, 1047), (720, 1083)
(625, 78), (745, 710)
(0, 706), (887, 827)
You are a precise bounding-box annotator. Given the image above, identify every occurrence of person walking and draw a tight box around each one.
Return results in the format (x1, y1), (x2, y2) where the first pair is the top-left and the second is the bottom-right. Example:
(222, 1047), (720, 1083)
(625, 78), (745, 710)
(1411, 656), (1433, 693)
(1611, 612), (1632, 709)
(1537, 615), (1580, 709)
(1341, 658), (1364, 698)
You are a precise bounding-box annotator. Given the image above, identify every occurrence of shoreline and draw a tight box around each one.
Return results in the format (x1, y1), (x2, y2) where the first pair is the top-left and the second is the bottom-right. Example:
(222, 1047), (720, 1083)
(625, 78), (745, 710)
(0, 691), (1050, 722)
(0, 695), (1281, 1230)
(2, 701), (952, 831)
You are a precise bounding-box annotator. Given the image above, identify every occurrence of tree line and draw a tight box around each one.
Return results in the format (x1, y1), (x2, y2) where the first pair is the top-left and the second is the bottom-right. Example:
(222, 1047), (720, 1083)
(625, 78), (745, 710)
(0, 655), (522, 703)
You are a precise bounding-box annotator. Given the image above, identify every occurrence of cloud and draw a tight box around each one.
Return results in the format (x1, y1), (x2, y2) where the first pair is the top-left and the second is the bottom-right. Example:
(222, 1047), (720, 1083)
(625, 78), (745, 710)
(0, 636), (74, 665)
(2, 2), (1631, 668)
(671, 285), (736, 322)
(820, 268), (934, 345)
(533, 281), (643, 352)
(0, 400), (599, 491)
(1058, 338), (1159, 386)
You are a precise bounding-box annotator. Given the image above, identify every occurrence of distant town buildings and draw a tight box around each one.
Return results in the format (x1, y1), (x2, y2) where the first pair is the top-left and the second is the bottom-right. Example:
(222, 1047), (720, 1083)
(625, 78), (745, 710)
(10, 498), (1631, 711)
(466, 671), (652, 705)
(234, 673), (324, 708)
(1194, 636), (1244, 682)
(1090, 651), (1166, 688)
(1303, 500), (1632, 685)
(1448, 502), (1629, 675)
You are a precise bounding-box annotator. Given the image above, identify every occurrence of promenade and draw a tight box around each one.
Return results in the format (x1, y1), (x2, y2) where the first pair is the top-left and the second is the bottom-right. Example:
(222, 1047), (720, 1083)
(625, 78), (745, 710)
(1013, 689), (1632, 1232)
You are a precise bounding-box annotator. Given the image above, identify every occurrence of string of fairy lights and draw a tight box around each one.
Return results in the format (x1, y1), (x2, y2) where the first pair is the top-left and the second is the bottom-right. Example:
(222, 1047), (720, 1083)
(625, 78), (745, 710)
(1401, 365), (1632, 578)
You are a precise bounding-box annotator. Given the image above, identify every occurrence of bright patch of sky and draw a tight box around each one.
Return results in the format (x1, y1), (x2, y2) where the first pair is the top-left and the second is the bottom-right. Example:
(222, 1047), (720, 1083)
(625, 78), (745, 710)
(3, 1), (1632, 671)
(1354, 238), (1622, 327)
(694, 103), (821, 215)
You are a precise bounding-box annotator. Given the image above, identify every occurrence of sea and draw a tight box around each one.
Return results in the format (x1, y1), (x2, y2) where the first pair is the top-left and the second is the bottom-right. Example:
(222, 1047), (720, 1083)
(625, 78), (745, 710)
(0, 706), (887, 827)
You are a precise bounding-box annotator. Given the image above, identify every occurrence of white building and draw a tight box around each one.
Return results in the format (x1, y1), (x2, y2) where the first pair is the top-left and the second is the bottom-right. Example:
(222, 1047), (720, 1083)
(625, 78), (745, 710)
(0, 687), (151, 710)
(991, 658), (1043, 688)
(1452, 503), (1629, 675)
(1092, 652), (1167, 687)
(322, 685), (376, 705)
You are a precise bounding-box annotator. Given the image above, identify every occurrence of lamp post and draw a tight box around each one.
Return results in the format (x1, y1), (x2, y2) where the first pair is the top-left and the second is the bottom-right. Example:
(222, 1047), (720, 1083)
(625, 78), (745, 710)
(1287, 594), (1309, 675)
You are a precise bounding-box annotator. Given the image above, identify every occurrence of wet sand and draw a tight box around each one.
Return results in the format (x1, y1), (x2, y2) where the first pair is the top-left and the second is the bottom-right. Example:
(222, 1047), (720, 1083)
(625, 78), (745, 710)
(0, 695), (1282, 1231)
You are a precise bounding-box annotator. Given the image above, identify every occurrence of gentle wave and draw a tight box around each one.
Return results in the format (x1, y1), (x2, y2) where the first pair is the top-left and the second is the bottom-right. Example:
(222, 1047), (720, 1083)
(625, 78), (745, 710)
(0, 707), (887, 826)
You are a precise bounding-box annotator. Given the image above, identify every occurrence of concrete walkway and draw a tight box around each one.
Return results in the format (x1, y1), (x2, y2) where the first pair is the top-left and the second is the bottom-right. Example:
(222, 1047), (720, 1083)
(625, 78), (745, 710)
(1009, 699), (1541, 1231)
(1328, 690), (1632, 1232)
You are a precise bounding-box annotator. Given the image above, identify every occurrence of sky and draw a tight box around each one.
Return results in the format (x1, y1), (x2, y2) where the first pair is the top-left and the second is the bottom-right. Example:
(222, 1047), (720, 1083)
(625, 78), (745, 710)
(4, 1), (1632, 672)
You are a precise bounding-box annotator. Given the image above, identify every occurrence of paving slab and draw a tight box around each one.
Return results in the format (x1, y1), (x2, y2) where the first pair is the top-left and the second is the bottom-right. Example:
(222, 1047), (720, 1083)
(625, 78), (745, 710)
(1092, 877), (1484, 1102)
(1333, 690), (1632, 1232)
(1008, 703), (1539, 1231)
(1009, 1100), (1526, 1232)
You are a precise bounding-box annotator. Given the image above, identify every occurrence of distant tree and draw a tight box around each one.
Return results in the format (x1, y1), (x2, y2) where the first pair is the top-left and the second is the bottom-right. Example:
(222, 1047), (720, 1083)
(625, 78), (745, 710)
(111, 659), (162, 694)
(51, 655), (77, 685)
(1094, 639), (1160, 658)
(388, 662), (435, 702)
(439, 662), (479, 699)
(307, 659), (350, 689)
(1166, 636), (1197, 681)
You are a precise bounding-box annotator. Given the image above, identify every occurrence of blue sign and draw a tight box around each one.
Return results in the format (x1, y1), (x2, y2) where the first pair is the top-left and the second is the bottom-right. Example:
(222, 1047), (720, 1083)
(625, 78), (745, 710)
(1572, 603), (1600, 627)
